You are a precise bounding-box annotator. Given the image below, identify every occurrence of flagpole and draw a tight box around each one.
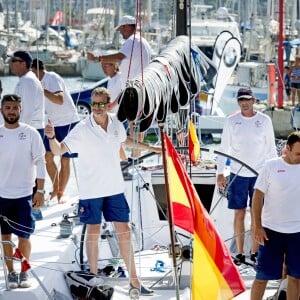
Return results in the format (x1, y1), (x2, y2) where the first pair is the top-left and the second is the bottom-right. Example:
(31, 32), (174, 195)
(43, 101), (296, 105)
(159, 124), (181, 300)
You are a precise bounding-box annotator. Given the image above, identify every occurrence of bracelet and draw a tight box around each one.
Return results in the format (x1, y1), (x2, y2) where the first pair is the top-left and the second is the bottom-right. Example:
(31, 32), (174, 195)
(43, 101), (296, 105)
(36, 189), (45, 194)
(48, 135), (56, 140)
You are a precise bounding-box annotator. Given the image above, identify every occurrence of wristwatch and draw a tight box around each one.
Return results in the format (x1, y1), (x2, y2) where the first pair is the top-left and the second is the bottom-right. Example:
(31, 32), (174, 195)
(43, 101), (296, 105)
(36, 189), (45, 194)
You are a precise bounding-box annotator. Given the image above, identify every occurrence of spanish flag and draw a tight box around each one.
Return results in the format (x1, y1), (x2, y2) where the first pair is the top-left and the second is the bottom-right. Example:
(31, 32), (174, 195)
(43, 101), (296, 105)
(163, 132), (245, 299)
(188, 121), (200, 163)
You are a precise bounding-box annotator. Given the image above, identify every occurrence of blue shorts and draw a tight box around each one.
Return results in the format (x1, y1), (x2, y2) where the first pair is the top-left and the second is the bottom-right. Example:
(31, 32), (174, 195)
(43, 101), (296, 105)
(0, 195), (35, 238)
(37, 128), (45, 140)
(123, 120), (129, 131)
(291, 82), (300, 89)
(78, 193), (130, 224)
(256, 228), (300, 280)
(227, 173), (257, 209)
(44, 122), (78, 158)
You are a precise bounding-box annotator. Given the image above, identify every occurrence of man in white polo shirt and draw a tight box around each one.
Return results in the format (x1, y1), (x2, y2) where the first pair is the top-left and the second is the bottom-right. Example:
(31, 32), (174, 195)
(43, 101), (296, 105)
(87, 15), (152, 157)
(45, 87), (160, 296)
(31, 58), (80, 203)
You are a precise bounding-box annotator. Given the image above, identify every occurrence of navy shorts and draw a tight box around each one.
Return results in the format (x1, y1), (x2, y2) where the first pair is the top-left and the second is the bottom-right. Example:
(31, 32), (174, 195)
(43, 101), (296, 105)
(227, 173), (257, 209)
(44, 122), (78, 158)
(78, 193), (130, 224)
(0, 195), (35, 238)
(291, 82), (300, 89)
(37, 128), (45, 140)
(256, 228), (300, 280)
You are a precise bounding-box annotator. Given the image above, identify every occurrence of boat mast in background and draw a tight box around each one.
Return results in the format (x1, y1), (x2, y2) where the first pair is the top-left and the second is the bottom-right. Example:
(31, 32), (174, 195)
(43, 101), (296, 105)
(277, 0), (284, 108)
(176, 0), (187, 36)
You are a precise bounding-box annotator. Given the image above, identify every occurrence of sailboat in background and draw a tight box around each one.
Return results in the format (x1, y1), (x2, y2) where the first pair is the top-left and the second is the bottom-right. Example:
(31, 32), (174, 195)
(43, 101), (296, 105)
(76, 6), (116, 81)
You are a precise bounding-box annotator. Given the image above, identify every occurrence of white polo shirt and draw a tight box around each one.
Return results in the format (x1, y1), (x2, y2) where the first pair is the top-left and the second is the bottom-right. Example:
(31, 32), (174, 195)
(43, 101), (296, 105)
(14, 71), (45, 129)
(255, 157), (300, 233)
(119, 34), (152, 88)
(217, 111), (277, 177)
(41, 71), (80, 126)
(0, 123), (46, 198)
(63, 113), (126, 199)
(107, 71), (122, 114)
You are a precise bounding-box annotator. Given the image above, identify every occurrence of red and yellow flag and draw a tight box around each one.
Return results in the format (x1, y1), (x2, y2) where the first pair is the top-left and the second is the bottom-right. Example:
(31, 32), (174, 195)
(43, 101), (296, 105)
(188, 121), (200, 163)
(163, 132), (245, 299)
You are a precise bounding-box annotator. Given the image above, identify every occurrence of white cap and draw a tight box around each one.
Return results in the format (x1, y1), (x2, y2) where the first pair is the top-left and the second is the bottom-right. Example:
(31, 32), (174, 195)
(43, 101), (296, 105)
(115, 15), (136, 31)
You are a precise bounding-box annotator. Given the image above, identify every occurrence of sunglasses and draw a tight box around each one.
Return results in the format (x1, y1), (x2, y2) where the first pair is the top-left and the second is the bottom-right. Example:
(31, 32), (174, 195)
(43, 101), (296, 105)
(91, 101), (109, 108)
(10, 58), (24, 63)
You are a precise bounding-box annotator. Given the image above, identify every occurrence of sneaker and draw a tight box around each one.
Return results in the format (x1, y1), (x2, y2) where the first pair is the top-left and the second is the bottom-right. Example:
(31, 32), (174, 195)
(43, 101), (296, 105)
(233, 253), (246, 266)
(8, 271), (19, 289)
(250, 252), (258, 263)
(19, 271), (31, 288)
(130, 283), (154, 296)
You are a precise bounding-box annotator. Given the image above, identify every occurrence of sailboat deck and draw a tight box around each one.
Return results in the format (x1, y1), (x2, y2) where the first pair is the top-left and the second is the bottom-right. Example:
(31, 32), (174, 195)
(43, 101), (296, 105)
(0, 163), (280, 300)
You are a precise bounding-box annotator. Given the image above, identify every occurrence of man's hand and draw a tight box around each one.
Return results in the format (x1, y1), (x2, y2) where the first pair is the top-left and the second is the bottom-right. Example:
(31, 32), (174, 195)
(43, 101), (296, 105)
(87, 52), (95, 61)
(33, 192), (45, 209)
(45, 119), (55, 139)
(149, 145), (162, 154)
(217, 174), (227, 189)
(254, 226), (268, 246)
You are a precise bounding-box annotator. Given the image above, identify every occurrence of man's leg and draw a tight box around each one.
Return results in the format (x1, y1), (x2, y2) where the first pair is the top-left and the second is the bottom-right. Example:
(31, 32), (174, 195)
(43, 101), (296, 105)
(291, 88), (296, 106)
(45, 151), (59, 199)
(85, 224), (100, 275)
(18, 237), (31, 269)
(296, 89), (300, 106)
(113, 222), (140, 287)
(57, 156), (71, 203)
(250, 279), (268, 300)
(234, 208), (246, 254)
(287, 275), (300, 300)
(250, 208), (258, 255)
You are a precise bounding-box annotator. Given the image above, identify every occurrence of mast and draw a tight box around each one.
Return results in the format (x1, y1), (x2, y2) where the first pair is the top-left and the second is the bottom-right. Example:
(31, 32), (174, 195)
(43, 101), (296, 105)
(14, 0), (18, 32)
(176, 0), (187, 35)
(277, 0), (284, 108)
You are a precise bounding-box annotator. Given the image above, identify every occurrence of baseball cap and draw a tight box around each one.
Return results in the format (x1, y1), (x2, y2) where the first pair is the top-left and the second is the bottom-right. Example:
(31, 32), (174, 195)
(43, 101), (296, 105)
(31, 58), (44, 70)
(236, 87), (254, 100)
(114, 15), (136, 31)
(11, 51), (33, 64)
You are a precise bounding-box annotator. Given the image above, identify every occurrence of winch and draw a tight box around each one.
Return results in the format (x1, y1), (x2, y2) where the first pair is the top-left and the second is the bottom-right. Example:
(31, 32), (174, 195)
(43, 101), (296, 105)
(59, 213), (74, 238)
